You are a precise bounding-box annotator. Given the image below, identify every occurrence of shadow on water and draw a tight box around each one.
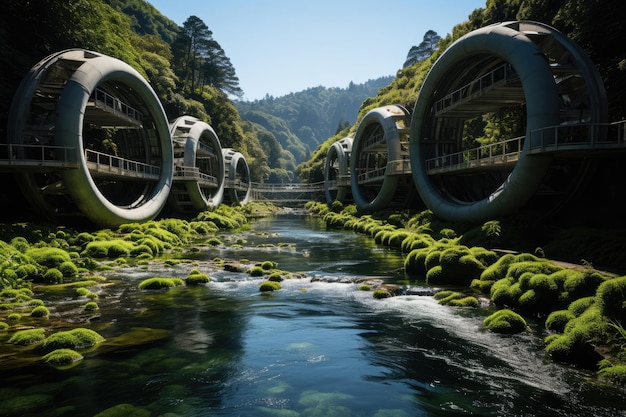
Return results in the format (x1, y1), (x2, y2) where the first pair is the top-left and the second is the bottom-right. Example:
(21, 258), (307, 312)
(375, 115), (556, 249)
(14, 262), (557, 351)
(0, 213), (625, 416)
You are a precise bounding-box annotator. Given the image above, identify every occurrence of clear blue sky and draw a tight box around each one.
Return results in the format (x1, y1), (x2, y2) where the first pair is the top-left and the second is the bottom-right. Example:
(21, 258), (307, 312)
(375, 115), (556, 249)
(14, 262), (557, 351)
(148, 0), (486, 101)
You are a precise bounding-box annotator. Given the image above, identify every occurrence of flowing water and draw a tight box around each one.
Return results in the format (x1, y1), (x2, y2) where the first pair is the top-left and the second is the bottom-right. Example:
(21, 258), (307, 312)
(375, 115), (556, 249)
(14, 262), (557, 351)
(1, 214), (626, 416)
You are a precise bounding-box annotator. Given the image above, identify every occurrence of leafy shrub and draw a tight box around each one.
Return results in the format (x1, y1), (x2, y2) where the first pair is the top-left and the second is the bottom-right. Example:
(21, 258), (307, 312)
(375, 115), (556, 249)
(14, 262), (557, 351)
(259, 281), (281, 292)
(138, 277), (184, 290)
(483, 309), (527, 334)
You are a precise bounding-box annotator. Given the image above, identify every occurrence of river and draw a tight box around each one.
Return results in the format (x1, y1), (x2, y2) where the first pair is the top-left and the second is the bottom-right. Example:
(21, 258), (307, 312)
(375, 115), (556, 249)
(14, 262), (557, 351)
(1, 213), (625, 416)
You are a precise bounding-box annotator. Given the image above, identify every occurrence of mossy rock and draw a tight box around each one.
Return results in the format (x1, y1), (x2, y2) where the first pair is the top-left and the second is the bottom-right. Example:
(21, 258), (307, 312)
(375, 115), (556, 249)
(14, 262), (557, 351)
(373, 289), (392, 299)
(30, 305), (50, 318)
(247, 266), (265, 277)
(596, 276), (626, 322)
(185, 270), (210, 285)
(42, 348), (83, 366)
(545, 310), (574, 333)
(25, 247), (71, 268)
(138, 277), (184, 290)
(9, 328), (46, 346)
(483, 309), (527, 334)
(259, 281), (281, 292)
(42, 328), (105, 351)
(84, 302), (99, 312)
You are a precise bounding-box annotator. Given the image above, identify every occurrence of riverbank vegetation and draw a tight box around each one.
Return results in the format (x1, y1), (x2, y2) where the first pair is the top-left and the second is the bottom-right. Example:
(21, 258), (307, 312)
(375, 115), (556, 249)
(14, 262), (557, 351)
(0, 202), (279, 369)
(306, 200), (626, 385)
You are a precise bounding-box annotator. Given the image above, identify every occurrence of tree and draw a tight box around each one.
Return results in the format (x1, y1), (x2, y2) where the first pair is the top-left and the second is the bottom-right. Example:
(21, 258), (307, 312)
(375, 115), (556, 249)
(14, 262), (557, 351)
(403, 30), (441, 68)
(171, 15), (242, 97)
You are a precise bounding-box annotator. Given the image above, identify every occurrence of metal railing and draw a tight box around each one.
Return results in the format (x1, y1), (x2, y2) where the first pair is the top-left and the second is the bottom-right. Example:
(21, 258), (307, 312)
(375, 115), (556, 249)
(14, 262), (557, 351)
(435, 63), (516, 114)
(84, 149), (160, 179)
(528, 120), (626, 152)
(0, 143), (77, 168)
(173, 165), (218, 186)
(425, 136), (523, 174)
(91, 88), (143, 126)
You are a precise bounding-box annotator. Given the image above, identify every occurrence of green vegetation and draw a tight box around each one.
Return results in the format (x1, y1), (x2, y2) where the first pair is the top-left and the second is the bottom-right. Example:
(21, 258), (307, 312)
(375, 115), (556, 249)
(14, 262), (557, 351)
(484, 309), (527, 334)
(259, 281), (281, 292)
(138, 277), (185, 290)
(42, 348), (84, 366)
(8, 329), (46, 346)
(185, 269), (211, 285)
(42, 328), (105, 351)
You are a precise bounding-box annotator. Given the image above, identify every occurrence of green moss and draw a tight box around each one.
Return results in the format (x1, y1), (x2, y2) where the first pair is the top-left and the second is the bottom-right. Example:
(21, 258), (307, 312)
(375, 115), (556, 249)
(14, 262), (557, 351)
(9, 328), (46, 345)
(0, 321), (8, 330)
(545, 310), (574, 333)
(42, 328), (105, 351)
(435, 291), (479, 307)
(259, 281), (282, 292)
(42, 348), (83, 366)
(598, 365), (626, 385)
(84, 302), (99, 312)
(25, 247), (71, 268)
(358, 284), (371, 291)
(247, 266), (265, 277)
(373, 289), (391, 299)
(43, 267), (63, 284)
(138, 277), (185, 290)
(30, 305), (50, 318)
(7, 312), (21, 322)
(483, 309), (527, 334)
(185, 270), (210, 285)
(268, 272), (284, 282)
(58, 261), (78, 277)
(596, 276), (626, 322)
(568, 296), (596, 317)
(261, 260), (277, 270)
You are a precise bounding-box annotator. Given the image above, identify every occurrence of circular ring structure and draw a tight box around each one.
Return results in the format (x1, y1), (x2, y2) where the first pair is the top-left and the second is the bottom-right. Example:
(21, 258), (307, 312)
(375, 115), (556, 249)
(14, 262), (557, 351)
(324, 137), (353, 203)
(222, 148), (251, 204)
(409, 21), (608, 222)
(168, 116), (225, 213)
(7, 49), (173, 227)
(350, 105), (415, 212)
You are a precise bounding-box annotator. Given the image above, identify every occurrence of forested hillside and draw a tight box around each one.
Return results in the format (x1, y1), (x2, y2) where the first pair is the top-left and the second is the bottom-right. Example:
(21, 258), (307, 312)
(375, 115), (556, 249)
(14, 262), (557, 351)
(235, 77), (393, 167)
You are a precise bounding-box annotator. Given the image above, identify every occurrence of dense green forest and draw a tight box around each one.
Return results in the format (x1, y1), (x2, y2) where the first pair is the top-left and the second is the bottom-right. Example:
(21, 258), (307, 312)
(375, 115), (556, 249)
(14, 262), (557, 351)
(1, 0), (624, 186)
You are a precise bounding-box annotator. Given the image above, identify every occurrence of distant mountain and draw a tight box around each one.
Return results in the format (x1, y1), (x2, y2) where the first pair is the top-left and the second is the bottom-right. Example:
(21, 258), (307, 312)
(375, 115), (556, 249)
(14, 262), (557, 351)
(234, 77), (393, 165)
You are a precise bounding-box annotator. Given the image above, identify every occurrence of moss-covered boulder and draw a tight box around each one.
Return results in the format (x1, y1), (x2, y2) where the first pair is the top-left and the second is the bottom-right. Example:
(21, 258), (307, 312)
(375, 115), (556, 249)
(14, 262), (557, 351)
(138, 277), (184, 290)
(42, 328), (105, 351)
(259, 281), (281, 292)
(42, 348), (83, 366)
(8, 328), (46, 346)
(483, 309), (527, 334)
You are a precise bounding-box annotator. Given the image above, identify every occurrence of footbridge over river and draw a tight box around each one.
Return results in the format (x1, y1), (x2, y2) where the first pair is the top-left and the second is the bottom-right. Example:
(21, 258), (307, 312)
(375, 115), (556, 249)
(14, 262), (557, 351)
(1, 21), (624, 227)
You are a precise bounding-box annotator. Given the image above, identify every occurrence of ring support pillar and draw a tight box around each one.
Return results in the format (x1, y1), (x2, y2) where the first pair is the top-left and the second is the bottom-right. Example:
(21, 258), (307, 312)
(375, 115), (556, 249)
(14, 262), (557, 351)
(222, 148), (251, 204)
(168, 116), (225, 213)
(7, 49), (173, 227)
(350, 105), (413, 212)
(324, 137), (353, 203)
(409, 21), (605, 222)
